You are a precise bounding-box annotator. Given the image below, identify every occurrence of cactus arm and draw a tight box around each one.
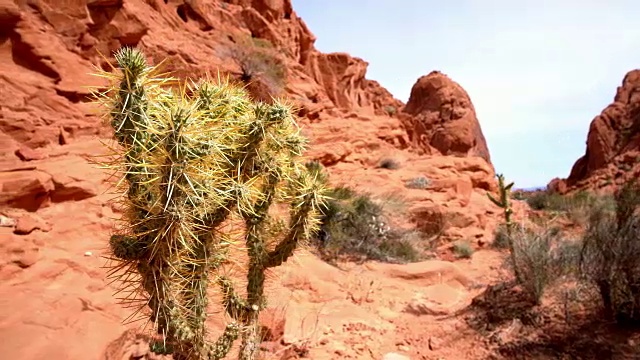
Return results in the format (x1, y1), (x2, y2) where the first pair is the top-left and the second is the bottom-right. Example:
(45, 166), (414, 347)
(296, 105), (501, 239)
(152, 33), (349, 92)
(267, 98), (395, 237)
(218, 277), (251, 319)
(487, 173), (521, 282)
(206, 323), (240, 360)
(265, 167), (325, 268)
(265, 197), (314, 268)
(505, 181), (515, 191)
(486, 192), (503, 207)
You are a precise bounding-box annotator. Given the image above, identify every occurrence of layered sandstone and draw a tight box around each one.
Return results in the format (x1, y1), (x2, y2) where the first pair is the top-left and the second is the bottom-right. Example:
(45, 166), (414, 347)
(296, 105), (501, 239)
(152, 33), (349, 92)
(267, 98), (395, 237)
(0, 0), (403, 153)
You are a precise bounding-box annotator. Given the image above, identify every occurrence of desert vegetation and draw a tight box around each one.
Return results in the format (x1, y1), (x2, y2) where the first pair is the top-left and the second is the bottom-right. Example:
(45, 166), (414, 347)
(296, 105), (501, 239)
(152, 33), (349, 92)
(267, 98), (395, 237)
(307, 168), (425, 264)
(474, 176), (640, 357)
(224, 36), (286, 101)
(94, 47), (326, 360)
(404, 176), (430, 189)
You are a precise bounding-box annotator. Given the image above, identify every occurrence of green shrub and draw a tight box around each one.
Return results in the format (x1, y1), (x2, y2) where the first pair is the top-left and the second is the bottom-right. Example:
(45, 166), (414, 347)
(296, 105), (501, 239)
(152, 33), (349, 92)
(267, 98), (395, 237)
(524, 189), (595, 212)
(491, 224), (511, 249)
(452, 240), (474, 259)
(509, 225), (557, 304)
(493, 222), (575, 305)
(313, 181), (421, 264)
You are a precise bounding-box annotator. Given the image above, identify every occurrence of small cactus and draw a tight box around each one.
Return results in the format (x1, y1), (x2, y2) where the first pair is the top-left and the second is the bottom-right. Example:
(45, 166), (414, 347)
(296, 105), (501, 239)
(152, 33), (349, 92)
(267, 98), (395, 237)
(487, 173), (521, 281)
(93, 47), (327, 360)
(487, 174), (515, 233)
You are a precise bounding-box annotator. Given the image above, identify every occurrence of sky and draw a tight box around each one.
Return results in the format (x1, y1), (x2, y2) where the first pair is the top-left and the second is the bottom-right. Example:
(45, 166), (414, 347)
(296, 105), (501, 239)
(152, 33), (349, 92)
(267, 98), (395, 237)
(290, 0), (640, 189)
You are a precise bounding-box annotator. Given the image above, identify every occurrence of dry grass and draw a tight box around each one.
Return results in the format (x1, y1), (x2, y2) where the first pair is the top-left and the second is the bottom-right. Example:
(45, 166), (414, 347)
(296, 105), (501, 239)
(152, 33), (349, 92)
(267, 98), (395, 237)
(452, 240), (474, 259)
(579, 181), (640, 323)
(222, 36), (286, 101)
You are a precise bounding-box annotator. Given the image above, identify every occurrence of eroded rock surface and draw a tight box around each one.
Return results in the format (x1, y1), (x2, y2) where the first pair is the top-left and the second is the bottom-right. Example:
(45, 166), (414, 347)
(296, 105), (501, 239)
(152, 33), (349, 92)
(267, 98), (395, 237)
(549, 69), (640, 193)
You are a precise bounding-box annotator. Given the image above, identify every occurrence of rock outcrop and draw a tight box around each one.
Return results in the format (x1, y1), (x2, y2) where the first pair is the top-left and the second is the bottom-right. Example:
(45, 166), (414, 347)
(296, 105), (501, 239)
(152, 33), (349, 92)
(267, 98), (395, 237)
(0, 0), (501, 256)
(0, 0), (497, 211)
(0, 0), (403, 154)
(400, 71), (492, 163)
(549, 69), (640, 193)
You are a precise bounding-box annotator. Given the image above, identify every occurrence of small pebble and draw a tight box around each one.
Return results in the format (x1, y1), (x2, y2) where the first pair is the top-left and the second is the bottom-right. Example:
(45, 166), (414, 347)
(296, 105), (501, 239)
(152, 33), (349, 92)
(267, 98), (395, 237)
(84, 251), (92, 256)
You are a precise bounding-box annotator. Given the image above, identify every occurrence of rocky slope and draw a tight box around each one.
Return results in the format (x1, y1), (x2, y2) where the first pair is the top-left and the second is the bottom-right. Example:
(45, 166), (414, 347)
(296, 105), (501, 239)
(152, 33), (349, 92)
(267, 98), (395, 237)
(0, 0), (499, 239)
(0, 1), (506, 359)
(549, 69), (640, 193)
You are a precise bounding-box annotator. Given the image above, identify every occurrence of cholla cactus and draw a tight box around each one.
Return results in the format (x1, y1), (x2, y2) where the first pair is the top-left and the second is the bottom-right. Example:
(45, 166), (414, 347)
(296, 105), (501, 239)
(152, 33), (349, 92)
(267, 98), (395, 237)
(487, 173), (521, 281)
(93, 47), (327, 360)
(487, 173), (515, 233)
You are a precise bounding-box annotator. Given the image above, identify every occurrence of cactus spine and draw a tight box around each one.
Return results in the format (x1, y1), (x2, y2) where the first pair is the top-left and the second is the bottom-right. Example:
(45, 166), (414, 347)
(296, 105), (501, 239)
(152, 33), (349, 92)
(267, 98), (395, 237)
(94, 47), (327, 360)
(486, 173), (521, 281)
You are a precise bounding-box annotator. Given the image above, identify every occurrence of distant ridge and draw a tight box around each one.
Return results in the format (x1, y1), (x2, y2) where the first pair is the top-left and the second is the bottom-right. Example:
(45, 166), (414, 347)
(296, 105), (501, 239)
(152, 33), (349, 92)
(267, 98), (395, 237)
(514, 186), (547, 192)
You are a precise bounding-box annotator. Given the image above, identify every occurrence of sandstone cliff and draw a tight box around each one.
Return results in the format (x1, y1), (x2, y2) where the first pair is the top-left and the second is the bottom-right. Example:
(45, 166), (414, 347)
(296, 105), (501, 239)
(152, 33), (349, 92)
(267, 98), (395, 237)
(0, 0), (402, 150)
(549, 69), (640, 193)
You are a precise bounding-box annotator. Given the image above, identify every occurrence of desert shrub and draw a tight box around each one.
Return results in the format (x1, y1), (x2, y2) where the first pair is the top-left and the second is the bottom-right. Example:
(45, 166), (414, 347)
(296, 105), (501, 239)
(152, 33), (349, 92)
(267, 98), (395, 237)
(505, 224), (572, 304)
(512, 226), (554, 303)
(224, 36), (286, 99)
(378, 234), (421, 262)
(552, 239), (582, 277)
(313, 182), (421, 263)
(510, 190), (526, 201)
(452, 240), (474, 259)
(524, 189), (596, 212)
(579, 181), (640, 323)
(378, 158), (400, 170)
(384, 105), (397, 116)
(524, 189), (610, 227)
(524, 190), (564, 211)
(492, 224), (511, 249)
(524, 192), (546, 210)
(405, 176), (430, 189)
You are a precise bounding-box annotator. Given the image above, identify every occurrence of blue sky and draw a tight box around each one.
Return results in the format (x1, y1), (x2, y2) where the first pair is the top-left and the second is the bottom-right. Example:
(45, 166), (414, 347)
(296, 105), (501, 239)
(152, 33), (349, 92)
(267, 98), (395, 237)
(290, 1), (640, 188)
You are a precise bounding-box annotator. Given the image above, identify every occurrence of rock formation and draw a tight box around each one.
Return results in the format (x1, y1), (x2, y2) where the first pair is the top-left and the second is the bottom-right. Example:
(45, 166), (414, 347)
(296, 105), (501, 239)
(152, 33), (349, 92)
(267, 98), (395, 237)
(549, 69), (640, 193)
(0, 0), (402, 153)
(400, 71), (492, 163)
(0, 0), (497, 217)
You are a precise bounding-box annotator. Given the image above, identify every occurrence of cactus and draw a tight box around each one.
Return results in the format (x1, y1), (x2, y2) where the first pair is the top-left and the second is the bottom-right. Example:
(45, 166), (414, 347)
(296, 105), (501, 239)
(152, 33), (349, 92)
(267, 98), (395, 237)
(93, 47), (327, 360)
(486, 173), (521, 281)
(487, 174), (515, 233)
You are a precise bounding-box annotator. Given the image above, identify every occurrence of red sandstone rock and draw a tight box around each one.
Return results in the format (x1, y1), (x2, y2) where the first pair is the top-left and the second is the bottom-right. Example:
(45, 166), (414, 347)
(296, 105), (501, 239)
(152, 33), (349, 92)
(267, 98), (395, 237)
(552, 69), (640, 193)
(13, 213), (51, 235)
(0, 2), (497, 236)
(400, 71), (492, 163)
(0, 170), (54, 211)
(15, 146), (47, 161)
